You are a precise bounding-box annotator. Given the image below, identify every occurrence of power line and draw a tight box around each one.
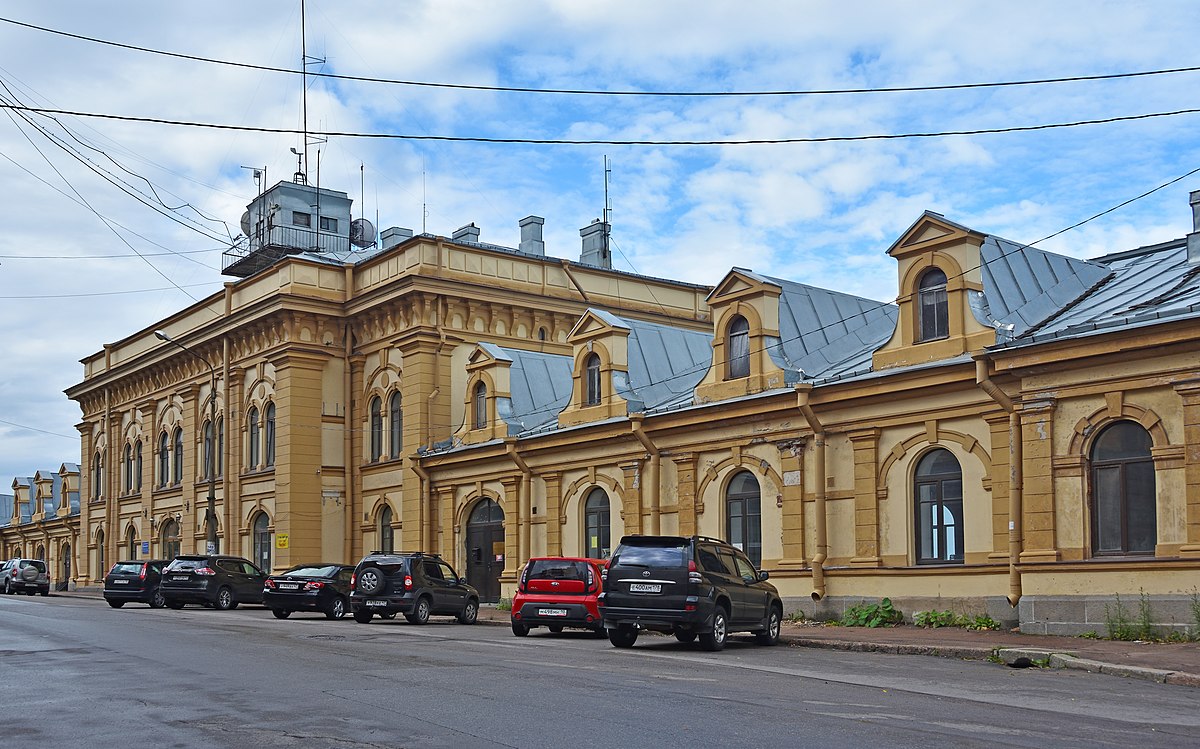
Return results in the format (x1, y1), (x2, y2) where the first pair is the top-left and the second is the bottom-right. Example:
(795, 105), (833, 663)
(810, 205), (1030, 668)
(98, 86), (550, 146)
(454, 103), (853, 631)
(3, 15), (1199, 99)
(0, 282), (215, 300)
(4, 102), (1199, 146)
(0, 418), (77, 441)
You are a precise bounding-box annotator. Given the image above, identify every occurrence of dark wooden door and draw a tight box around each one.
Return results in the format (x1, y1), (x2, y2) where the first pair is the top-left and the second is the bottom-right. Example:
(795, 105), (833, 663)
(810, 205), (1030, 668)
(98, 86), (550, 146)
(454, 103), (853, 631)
(465, 499), (504, 602)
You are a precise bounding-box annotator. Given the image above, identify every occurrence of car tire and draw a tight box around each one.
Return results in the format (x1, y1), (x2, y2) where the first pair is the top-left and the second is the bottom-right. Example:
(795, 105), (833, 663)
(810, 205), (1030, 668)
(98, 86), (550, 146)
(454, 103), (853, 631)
(755, 606), (782, 646)
(271, 608), (291, 619)
(39, 589), (49, 597)
(352, 609), (373, 624)
(2, 580), (10, 594)
(607, 626), (638, 648)
(674, 630), (697, 644)
(165, 599), (185, 610)
(325, 596), (347, 620)
(457, 598), (478, 625)
(699, 607), (728, 652)
(150, 588), (166, 609)
(107, 600), (124, 608)
(407, 596), (431, 625)
(548, 625), (564, 634)
(511, 622), (530, 637)
(356, 566), (385, 595)
(214, 586), (235, 611)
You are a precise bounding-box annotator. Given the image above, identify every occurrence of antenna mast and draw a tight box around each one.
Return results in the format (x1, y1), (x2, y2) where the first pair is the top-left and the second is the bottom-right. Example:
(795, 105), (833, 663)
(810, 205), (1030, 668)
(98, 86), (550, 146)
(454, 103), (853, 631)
(603, 155), (611, 263)
(300, 0), (308, 180)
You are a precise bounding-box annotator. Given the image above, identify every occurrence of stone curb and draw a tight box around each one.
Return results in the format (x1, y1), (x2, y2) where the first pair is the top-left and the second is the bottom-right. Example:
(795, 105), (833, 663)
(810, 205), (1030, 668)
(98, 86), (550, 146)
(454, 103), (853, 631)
(783, 635), (994, 662)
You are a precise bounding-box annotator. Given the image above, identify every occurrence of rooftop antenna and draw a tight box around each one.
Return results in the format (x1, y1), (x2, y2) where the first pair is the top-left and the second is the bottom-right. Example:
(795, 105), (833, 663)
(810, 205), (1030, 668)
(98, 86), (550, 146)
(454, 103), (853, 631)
(240, 165), (266, 195)
(296, 0), (326, 183)
(290, 147), (304, 184)
(603, 155), (612, 264)
(422, 159), (428, 234)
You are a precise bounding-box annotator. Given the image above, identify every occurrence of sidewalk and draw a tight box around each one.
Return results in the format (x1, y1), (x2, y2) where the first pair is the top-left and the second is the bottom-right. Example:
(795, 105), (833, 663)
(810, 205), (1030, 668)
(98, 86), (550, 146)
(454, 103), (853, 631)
(55, 590), (1200, 688)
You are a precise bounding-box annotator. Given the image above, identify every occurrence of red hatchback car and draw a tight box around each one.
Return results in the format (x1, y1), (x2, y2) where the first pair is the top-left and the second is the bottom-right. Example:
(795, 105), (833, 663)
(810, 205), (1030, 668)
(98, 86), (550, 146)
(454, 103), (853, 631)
(511, 557), (605, 637)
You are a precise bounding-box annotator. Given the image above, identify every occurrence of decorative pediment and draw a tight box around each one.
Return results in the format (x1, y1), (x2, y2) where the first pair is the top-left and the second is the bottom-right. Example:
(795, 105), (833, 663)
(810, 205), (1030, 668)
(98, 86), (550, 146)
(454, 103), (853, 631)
(887, 212), (985, 259)
(466, 342), (512, 370)
(707, 268), (783, 306)
(567, 308), (630, 344)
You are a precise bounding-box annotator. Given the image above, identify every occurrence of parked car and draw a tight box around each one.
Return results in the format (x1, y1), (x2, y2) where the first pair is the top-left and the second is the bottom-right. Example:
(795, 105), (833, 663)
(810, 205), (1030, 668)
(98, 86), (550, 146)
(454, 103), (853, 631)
(1, 558), (50, 596)
(599, 535), (782, 652)
(103, 559), (170, 608)
(349, 551), (479, 625)
(263, 563), (355, 620)
(510, 556), (605, 637)
(160, 555), (266, 610)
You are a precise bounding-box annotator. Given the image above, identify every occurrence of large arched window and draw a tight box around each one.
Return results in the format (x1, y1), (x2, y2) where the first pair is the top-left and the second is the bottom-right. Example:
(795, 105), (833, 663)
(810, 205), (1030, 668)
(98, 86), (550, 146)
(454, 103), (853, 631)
(133, 440), (142, 491)
(264, 403), (276, 467)
(726, 315), (750, 380)
(172, 427), (184, 485)
(158, 432), (169, 487)
(915, 448), (963, 564)
(584, 354), (602, 406)
(725, 470), (762, 566)
(126, 526), (138, 560)
(202, 420), (214, 480)
(216, 417), (224, 477)
(1091, 421), (1155, 556)
(252, 512), (272, 571)
(96, 529), (105, 578)
(92, 451), (103, 499)
(916, 268), (949, 342)
(369, 396), (383, 461)
(379, 505), (395, 553)
(472, 382), (488, 430)
(124, 443), (134, 494)
(161, 519), (180, 560)
(389, 392), (403, 459)
(247, 406), (260, 469)
(584, 488), (611, 559)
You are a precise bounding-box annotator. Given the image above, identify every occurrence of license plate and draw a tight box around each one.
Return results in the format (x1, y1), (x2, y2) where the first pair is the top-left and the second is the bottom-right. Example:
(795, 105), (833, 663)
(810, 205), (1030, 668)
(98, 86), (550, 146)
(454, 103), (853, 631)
(172, 575), (189, 581)
(629, 583), (661, 593)
(538, 608), (568, 617)
(280, 583), (300, 590)
(113, 579), (129, 585)
(364, 599), (388, 607)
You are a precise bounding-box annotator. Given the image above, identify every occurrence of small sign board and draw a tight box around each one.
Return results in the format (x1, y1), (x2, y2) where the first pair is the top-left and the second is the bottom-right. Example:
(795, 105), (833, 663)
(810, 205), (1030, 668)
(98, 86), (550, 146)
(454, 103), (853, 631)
(276, 534), (289, 549)
(141, 541), (149, 554)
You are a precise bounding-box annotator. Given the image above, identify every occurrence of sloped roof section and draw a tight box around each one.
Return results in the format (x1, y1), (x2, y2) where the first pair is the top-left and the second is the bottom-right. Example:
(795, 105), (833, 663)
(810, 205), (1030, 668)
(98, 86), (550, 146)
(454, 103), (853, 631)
(617, 316), (714, 413)
(0, 492), (12, 527)
(493, 347), (574, 435)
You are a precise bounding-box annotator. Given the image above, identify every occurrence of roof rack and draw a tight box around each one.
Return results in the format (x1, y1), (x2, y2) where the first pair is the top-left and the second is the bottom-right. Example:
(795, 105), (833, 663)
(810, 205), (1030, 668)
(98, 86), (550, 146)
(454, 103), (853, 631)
(367, 550), (441, 558)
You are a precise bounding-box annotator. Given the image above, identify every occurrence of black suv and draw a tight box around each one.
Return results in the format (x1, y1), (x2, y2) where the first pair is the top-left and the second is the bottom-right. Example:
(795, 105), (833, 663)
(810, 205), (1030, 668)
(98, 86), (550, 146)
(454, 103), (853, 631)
(160, 555), (267, 610)
(350, 552), (479, 625)
(103, 559), (170, 608)
(600, 535), (782, 652)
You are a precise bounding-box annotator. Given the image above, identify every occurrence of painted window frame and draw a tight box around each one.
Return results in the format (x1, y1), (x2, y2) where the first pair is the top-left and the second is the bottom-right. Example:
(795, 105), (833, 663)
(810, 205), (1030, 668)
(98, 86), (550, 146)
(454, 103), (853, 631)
(914, 448), (964, 565)
(1089, 421), (1156, 557)
(916, 268), (949, 342)
(726, 315), (751, 380)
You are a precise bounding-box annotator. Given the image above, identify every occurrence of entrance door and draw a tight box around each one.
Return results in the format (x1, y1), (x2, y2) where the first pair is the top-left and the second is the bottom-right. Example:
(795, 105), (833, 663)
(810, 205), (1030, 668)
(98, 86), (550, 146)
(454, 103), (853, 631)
(465, 498), (504, 603)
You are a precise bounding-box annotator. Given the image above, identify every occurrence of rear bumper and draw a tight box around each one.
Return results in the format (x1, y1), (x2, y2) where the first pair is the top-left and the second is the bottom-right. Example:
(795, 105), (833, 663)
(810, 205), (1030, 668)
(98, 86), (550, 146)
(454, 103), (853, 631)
(512, 601), (601, 629)
(350, 594), (415, 615)
(103, 586), (155, 603)
(160, 584), (214, 604)
(601, 604), (712, 633)
(264, 590), (327, 611)
(8, 580), (49, 593)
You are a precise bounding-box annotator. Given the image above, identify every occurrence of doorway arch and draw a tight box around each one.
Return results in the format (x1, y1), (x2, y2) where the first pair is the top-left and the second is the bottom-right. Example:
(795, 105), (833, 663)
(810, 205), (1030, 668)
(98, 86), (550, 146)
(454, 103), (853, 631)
(464, 498), (505, 603)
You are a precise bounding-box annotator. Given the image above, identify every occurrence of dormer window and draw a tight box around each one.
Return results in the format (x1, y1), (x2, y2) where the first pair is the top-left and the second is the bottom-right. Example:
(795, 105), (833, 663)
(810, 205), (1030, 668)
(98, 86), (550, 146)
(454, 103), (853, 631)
(584, 353), (602, 406)
(917, 269), (948, 342)
(726, 315), (750, 380)
(472, 382), (488, 429)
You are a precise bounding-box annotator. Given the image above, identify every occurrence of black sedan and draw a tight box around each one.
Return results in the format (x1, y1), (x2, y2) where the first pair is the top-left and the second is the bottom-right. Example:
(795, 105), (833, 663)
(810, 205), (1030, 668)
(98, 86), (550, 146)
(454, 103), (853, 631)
(263, 563), (355, 620)
(103, 559), (170, 608)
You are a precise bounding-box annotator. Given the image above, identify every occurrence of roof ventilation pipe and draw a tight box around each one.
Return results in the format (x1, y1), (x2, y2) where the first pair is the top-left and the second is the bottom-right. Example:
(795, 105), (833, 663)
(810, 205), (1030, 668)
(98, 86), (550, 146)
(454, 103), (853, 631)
(1188, 190), (1200, 265)
(519, 216), (545, 255)
(452, 223), (480, 244)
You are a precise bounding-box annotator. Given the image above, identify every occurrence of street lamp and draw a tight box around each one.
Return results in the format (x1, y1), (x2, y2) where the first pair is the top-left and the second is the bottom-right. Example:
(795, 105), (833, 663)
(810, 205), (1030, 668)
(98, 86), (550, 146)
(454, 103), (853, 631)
(155, 330), (219, 555)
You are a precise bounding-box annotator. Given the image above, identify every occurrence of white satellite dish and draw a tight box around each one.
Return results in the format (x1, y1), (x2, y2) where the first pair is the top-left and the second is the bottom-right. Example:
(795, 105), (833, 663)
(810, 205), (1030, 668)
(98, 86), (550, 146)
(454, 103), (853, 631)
(350, 218), (376, 248)
(240, 211), (252, 236)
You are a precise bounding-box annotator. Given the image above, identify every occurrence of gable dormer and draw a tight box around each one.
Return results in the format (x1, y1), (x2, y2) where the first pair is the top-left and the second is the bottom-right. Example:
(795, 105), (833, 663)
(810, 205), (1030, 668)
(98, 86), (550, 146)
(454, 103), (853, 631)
(457, 343), (513, 445)
(558, 309), (631, 427)
(694, 269), (787, 403)
(873, 212), (995, 370)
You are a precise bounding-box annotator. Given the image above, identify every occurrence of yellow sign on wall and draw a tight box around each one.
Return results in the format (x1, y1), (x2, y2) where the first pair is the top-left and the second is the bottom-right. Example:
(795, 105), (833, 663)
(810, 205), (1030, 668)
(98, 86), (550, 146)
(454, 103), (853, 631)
(276, 534), (289, 549)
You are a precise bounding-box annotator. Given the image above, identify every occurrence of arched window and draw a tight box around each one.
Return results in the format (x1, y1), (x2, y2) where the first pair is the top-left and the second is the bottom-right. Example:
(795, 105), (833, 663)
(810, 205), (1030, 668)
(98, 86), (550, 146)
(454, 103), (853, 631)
(726, 315), (750, 380)
(216, 417), (224, 477)
(584, 353), (602, 406)
(1091, 421), (1155, 556)
(96, 529), (105, 577)
(124, 443), (133, 494)
(379, 505), (394, 553)
(126, 526), (138, 560)
(473, 381), (488, 430)
(369, 396), (383, 461)
(264, 403), (276, 467)
(172, 427), (184, 484)
(202, 420), (214, 479)
(389, 392), (403, 459)
(583, 488), (611, 558)
(247, 406), (260, 468)
(538, 327), (547, 341)
(158, 432), (169, 487)
(92, 451), (103, 499)
(725, 471), (762, 566)
(915, 448), (963, 564)
(161, 519), (180, 560)
(252, 512), (272, 571)
(133, 440), (142, 491)
(917, 269), (949, 342)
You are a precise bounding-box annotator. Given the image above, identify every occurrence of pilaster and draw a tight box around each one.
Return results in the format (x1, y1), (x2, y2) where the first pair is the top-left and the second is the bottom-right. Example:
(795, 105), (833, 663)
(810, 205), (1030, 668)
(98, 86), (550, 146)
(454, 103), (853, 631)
(775, 440), (806, 568)
(619, 461), (642, 535)
(848, 429), (881, 567)
(543, 471), (563, 555)
(500, 476), (520, 583)
(1019, 399), (1059, 563)
(672, 454), (697, 537)
(983, 411), (1012, 561)
(1176, 379), (1200, 557)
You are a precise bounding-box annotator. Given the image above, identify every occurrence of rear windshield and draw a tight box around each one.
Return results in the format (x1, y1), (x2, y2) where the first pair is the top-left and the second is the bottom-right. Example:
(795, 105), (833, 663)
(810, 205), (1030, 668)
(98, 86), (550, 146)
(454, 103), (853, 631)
(613, 544), (687, 569)
(111, 562), (144, 574)
(166, 557), (208, 572)
(19, 560), (47, 572)
(280, 565), (338, 578)
(527, 560), (590, 581)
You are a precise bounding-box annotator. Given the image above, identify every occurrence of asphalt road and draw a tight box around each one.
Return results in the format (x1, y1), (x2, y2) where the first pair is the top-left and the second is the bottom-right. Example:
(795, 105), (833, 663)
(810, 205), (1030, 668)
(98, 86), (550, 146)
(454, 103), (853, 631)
(2, 594), (1198, 749)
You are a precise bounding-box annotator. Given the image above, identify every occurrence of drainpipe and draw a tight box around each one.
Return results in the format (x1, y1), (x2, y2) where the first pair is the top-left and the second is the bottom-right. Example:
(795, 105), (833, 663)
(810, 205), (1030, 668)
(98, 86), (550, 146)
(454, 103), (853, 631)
(342, 324), (355, 561)
(974, 356), (1022, 607)
(506, 441), (532, 564)
(631, 417), (660, 535)
(558, 259), (591, 302)
(796, 384), (826, 601)
(411, 460), (432, 551)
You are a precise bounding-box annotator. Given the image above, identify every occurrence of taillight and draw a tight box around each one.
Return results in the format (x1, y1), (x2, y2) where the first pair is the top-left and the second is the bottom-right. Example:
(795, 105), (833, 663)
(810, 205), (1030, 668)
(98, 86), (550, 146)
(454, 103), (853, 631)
(264, 579), (276, 589)
(195, 567), (216, 576)
(601, 560), (611, 582)
(403, 575), (413, 590)
(139, 563), (148, 581)
(519, 565), (531, 593)
(350, 573), (356, 588)
(688, 560), (702, 584)
(586, 565), (596, 592)
(304, 581), (324, 591)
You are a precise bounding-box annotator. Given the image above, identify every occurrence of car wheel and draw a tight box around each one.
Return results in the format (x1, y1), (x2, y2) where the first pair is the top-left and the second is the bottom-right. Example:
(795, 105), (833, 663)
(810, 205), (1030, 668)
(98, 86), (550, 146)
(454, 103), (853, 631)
(165, 599), (185, 610)
(548, 625), (564, 634)
(325, 596), (347, 620)
(39, 589), (49, 597)
(755, 606), (782, 646)
(214, 587), (235, 611)
(674, 630), (697, 644)
(107, 600), (124, 609)
(457, 598), (478, 625)
(607, 626), (638, 648)
(352, 609), (373, 624)
(271, 608), (291, 619)
(150, 588), (166, 609)
(2, 580), (9, 594)
(699, 607), (728, 652)
(511, 622), (530, 637)
(410, 596), (431, 625)
(356, 566), (385, 595)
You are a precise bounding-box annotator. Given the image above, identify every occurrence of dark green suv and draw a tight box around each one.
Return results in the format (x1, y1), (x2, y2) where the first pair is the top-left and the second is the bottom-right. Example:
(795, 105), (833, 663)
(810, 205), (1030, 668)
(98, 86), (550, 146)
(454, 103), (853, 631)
(599, 535), (782, 652)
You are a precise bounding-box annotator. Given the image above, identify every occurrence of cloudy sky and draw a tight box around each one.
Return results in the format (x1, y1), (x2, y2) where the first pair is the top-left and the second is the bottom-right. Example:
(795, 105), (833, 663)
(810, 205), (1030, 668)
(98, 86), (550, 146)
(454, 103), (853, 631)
(1, 1), (1199, 485)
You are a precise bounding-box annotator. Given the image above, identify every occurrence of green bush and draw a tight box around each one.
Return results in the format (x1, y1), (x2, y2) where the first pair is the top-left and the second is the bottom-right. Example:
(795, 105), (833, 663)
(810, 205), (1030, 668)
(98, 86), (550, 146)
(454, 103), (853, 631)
(496, 597), (512, 612)
(913, 610), (1001, 631)
(841, 598), (902, 628)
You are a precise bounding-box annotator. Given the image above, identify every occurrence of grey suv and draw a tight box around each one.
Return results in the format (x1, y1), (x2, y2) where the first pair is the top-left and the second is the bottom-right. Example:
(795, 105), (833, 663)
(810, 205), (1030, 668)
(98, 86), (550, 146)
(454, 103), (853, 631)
(350, 552), (479, 625)
(1, 558), (50, 596)
(599, 535), (782, 652)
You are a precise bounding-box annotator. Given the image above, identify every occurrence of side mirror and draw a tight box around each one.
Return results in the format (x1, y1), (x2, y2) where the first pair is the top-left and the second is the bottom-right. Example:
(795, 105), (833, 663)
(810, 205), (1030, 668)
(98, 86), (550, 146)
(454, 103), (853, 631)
(759, 571), (770, 582)
(460, 577), (469, 586)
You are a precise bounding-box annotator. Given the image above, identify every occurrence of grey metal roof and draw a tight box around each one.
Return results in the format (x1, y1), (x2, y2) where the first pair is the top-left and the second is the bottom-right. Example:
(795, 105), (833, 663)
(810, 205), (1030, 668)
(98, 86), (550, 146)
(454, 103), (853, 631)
(0, 492), (12, 527)
(617, 315), (714, 413)
(492, 346), (574, 435)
